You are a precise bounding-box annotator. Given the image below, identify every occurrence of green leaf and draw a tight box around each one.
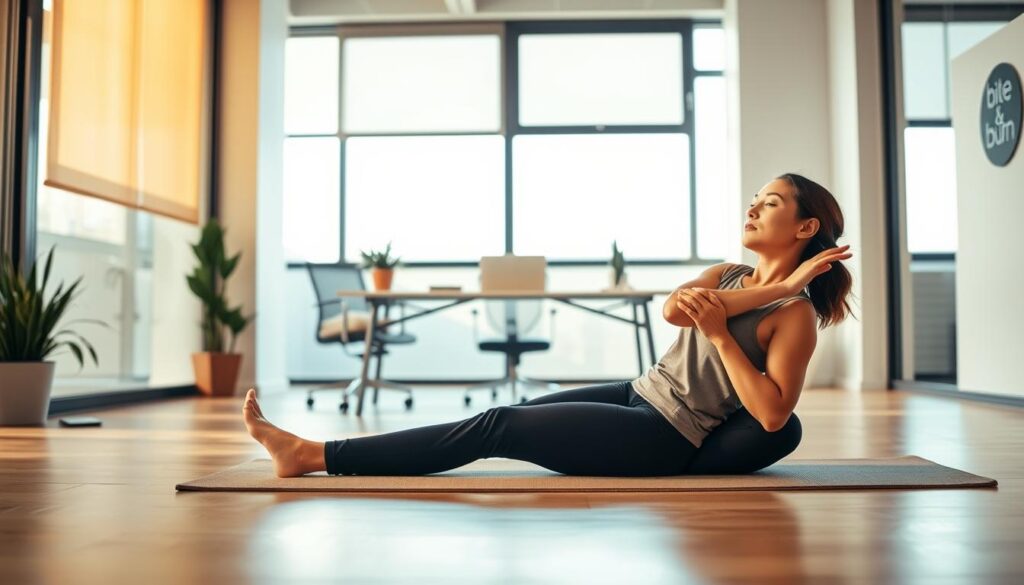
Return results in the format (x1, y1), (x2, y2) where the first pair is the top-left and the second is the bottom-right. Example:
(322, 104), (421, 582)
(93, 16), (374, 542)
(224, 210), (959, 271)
(65, 340), (85, 369)
(221, 252), (241, 279)
(0, 247), (100, 364)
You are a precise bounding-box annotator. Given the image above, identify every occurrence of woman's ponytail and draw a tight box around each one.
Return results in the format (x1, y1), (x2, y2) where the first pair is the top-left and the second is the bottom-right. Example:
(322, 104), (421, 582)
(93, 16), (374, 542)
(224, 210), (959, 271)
(778, 173), (856, 330)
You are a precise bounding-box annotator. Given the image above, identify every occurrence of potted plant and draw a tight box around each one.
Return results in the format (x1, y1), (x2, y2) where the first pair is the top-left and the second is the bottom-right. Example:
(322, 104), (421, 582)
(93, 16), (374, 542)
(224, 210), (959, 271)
(608, 240), (631, 291)
(360, 241), (401, 291)
(0, 247), (101, 425)
(186, 219), (252, 397)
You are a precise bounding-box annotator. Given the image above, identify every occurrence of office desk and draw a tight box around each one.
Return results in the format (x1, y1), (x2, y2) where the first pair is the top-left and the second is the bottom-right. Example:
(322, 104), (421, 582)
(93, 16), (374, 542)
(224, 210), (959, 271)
(336, 289), (671, 415)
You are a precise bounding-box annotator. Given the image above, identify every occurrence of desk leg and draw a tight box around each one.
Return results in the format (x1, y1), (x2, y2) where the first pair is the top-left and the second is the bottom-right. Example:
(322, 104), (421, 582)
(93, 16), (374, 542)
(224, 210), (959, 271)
(632, 303), (644, 376)
(354, 301), (379, 417)
(641, 300), (657, 371)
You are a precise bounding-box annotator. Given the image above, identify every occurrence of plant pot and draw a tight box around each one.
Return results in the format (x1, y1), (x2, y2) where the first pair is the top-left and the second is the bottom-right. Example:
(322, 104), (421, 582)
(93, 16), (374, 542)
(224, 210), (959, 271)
(0, 362), (56, 426)
(191, 352), (243, 397)
(372, 267), (394, 291)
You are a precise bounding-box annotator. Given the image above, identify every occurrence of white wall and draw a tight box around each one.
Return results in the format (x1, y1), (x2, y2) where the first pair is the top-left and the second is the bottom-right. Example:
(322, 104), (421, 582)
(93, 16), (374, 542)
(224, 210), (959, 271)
(950, 14), (1024, 398)
(218, 0), (289, 395)
(825, 0), (890, 391)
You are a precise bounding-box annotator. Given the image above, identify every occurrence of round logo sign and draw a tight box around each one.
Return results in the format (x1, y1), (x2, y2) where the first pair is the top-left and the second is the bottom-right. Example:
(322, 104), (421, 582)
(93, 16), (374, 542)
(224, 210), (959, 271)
(980, 62), (1021, 167)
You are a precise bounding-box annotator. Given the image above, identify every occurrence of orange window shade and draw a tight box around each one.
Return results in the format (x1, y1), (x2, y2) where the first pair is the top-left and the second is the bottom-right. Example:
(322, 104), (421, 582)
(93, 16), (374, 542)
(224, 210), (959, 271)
(46, 0), (209, 224)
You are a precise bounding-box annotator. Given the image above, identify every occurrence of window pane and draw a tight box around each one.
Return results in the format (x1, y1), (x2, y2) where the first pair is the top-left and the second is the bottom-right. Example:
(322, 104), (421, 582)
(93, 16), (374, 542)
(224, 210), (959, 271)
(512, 134), (690, 260)
(904, 127), (957, 253)
(37, 22), (126, 246)
(34, 5), (199, 397)
(695, 77), (728, 259)
(344, 136), (505, 262)
(901, 23), (948, 120)
(947, 22), (1005, 60)
(283, 138), (341, 262)
(518, 33), (683, 126)
(285, 37), (339, 135)
(693, 27), (725, 71)
(342, 36), (501, 133)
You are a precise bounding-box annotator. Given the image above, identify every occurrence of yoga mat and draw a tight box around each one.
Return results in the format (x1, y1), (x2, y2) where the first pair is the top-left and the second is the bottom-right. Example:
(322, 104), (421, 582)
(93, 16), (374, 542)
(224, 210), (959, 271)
(175, 455), (997, 493)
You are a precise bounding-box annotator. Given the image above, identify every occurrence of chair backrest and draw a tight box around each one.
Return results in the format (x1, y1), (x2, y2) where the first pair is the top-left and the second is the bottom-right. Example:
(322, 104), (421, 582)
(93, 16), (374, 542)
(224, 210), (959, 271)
(484, 300), (543, 338)
(306, 263), (367, 323)
(479, 255), (547, 292)
(478, 255), (547, 338)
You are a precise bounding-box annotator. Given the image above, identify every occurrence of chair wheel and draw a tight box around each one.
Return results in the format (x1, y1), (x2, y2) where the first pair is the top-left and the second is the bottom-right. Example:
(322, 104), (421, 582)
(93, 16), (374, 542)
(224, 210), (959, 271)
(519, 396), (528, 404)
(464, 395), (472, 406)
(306, 397), (314, 408)
(339, 401), (349, 413)
(491, 389), (498, 400)
(404, 397), (414, 410)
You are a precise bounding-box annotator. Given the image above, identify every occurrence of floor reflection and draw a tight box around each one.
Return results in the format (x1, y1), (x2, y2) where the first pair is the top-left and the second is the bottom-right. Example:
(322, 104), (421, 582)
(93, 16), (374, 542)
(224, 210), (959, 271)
(245, 498), (699, 584)
(238, 491), (812, 585)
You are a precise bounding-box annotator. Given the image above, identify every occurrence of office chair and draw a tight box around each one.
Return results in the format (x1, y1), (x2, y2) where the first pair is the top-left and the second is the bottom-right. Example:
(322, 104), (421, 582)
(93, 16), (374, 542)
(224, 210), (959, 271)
(464, 299), (558, 406)
(306, 263), (416, 413)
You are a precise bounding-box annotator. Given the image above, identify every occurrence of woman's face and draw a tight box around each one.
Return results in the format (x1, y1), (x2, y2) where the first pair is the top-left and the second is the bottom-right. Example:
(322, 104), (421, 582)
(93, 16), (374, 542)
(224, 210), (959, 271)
(742, 179), (814, 251)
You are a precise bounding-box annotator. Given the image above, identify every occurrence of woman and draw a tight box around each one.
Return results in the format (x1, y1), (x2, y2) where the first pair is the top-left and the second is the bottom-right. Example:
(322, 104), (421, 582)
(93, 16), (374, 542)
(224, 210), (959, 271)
(243, 173), (854, 478)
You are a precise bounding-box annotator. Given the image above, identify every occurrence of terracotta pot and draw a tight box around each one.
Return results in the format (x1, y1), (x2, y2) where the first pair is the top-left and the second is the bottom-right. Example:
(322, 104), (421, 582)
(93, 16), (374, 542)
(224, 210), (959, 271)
(191, 352), (242, 397)
(372, 267), (394, 291)
(0, 362), (56, 426)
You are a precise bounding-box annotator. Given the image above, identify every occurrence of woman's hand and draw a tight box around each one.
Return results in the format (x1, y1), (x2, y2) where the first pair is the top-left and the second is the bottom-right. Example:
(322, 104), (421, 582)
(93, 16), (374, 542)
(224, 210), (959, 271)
(783, 244), (853, 293)
(676, 288), (730, 345)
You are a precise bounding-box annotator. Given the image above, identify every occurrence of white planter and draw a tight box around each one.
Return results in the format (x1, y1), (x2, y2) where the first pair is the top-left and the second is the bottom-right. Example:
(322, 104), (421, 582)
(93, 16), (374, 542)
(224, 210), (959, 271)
(0, 362), (56, 426)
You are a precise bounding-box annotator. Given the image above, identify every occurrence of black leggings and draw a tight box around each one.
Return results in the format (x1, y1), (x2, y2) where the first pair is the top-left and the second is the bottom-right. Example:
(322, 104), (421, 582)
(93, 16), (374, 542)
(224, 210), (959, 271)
(323, 381), (802, 477)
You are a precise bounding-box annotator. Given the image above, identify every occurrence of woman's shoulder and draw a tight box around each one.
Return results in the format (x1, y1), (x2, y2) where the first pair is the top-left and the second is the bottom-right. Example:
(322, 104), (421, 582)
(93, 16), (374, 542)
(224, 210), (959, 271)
(719, 263), (753, 283)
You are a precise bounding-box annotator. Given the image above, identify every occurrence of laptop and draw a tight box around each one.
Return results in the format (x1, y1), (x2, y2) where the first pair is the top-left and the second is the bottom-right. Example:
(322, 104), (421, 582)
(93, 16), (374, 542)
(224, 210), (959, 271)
(479, 255), (547, 292)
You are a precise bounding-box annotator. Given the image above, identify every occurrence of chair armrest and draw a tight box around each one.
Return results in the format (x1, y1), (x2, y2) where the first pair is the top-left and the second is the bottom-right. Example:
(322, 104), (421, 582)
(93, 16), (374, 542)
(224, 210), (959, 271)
(314, 298), (351, 344)
(338, 300), (352, 344)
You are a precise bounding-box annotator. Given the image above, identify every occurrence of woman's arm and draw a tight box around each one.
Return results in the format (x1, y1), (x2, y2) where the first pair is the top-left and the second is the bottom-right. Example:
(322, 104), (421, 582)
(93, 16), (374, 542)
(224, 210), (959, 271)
(710, 300), (817, 431)
(664, 264), (797, 327)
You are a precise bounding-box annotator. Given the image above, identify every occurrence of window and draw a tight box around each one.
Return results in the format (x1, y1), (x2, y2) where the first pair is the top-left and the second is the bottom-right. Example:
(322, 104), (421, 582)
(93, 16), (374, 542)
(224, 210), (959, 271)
(694, 75), (728, 259)
(285, 36), (339, 135)
(517, 33), (683, 126)
(903, 127), (958, 253)
(900, 18), (1009, 254)
(342, 35), (501, 134)
(283, 137), (341, 263)
(512, 134), (690, 259)
(283, 21), (727, 265)
(34, 2), (202, 397)
(345, 136), (505, 262)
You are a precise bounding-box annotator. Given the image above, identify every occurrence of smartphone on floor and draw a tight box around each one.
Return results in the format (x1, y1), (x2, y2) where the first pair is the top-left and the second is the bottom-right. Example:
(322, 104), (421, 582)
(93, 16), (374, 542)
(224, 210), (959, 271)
(59, 416), (102, 427)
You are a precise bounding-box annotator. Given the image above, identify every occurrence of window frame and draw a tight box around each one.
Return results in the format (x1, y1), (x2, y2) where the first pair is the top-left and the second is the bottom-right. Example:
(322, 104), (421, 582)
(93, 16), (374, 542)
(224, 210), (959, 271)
(284, 18), (724, 268)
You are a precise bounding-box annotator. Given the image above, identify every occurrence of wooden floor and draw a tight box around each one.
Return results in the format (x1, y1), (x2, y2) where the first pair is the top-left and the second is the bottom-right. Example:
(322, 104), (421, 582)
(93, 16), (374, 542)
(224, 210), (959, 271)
(2, 384), (1022, 584)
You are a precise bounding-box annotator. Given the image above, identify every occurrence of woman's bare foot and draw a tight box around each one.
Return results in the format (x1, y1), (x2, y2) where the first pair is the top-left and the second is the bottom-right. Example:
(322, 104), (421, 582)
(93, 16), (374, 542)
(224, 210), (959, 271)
(242, 388), (325, 478)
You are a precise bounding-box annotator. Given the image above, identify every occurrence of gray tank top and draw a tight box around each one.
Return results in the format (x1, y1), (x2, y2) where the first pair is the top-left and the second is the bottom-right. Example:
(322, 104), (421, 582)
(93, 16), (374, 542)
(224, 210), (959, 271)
(631, 263), (813, 448)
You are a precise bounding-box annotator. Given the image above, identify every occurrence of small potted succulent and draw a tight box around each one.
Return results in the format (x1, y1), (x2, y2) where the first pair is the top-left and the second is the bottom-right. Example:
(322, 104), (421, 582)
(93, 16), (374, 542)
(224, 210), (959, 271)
(608, 240), (631, 291)
(0, 247), (101, 425)
(360, 241), (401, 291)
(186, 219), (252, 396)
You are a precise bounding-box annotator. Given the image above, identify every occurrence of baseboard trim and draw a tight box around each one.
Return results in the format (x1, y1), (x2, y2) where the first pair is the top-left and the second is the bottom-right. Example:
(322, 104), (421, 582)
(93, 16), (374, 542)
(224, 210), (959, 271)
(893, 380), (1024, 409)
(49, 385), (199, 416)
(834, 376), (891, 391)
